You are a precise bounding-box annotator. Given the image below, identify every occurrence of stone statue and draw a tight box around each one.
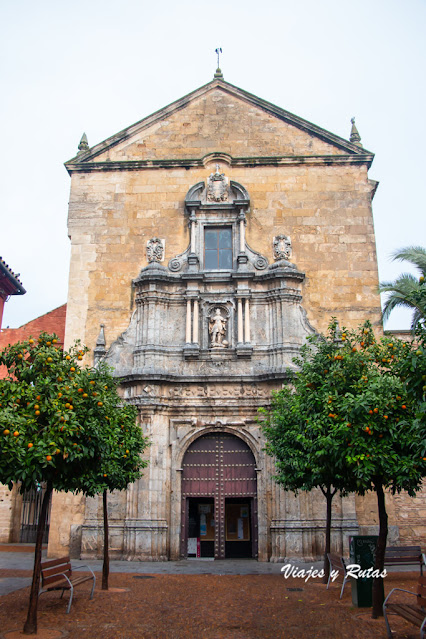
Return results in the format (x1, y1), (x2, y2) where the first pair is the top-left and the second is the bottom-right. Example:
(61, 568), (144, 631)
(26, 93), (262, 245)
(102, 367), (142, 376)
(209, 308), (228, 348)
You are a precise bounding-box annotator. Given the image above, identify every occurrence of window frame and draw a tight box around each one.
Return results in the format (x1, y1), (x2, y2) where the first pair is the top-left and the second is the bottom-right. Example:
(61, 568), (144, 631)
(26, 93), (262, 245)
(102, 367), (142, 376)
(203, 226), (233, 271)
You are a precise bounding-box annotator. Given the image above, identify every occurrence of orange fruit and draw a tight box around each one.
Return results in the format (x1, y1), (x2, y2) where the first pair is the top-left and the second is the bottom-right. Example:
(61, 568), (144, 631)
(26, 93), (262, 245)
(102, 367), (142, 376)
(70, 367), (75, 372)
(402, 405), (407, 409)
(28, 443), (33, 448)
(52, 339), (57, 344)
(46, 455), (52, 461)
(29, 339), (34, 344)
(77, 356), (83, 361)
(83, 393), (88, 398)
(97, 401), (103, 407)
(35, 410), (41, 416)
(65, 355), (71, 360)
(47, 357), (53, 363)
(373, 408), (378, 413)
(384, 415), (388, 420)
(3, 429), (10, 435)
(89, 381), (95, 385)
(103, 473), (107, 477)
(13, 431), (19, 437)
(46, 341), (51, 346)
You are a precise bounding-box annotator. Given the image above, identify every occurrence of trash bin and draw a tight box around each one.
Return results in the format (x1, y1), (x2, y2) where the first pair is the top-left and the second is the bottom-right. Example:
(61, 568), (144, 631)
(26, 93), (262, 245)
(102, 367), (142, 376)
(349, 535), (378, 607)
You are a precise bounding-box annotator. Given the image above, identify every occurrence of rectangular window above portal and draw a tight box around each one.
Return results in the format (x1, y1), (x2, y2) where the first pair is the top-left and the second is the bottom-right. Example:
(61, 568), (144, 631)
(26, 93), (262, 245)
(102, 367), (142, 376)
(204, 227), (233, 270)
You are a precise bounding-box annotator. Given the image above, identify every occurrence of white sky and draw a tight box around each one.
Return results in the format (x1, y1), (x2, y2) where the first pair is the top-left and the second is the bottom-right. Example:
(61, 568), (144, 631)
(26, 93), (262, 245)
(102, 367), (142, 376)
(1, 0), (425, 331)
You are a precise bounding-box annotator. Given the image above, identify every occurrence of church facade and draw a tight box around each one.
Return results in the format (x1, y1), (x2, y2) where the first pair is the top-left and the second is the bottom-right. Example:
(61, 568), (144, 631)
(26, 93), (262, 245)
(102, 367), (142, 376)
(47, 73), (419, 562)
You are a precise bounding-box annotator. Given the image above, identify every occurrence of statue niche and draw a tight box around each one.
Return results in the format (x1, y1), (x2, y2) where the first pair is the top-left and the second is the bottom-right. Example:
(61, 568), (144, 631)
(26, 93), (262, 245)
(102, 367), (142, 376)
(208, 307), (229, 348)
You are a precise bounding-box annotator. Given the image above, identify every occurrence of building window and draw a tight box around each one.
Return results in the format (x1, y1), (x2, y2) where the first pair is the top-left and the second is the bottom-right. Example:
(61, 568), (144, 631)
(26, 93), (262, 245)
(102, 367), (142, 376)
(204, 227), (232, 270)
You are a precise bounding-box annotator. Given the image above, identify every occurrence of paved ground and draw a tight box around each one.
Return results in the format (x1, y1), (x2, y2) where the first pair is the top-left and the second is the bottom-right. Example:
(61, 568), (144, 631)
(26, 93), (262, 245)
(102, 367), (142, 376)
(0, 546), (323, 595)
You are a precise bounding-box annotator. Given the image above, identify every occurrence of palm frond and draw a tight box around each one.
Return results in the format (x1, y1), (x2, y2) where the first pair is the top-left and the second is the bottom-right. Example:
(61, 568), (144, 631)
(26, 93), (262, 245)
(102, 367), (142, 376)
(391, 246), (426, 275)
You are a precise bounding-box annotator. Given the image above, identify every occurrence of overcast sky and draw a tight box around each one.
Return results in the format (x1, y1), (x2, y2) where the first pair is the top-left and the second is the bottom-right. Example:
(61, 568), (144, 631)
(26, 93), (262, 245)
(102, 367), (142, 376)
(1, 0), (425, 332)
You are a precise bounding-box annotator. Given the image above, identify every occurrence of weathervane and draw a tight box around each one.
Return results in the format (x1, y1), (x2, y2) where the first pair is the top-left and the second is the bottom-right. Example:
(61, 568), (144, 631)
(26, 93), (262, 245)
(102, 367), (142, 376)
(215, 47), (222, 68)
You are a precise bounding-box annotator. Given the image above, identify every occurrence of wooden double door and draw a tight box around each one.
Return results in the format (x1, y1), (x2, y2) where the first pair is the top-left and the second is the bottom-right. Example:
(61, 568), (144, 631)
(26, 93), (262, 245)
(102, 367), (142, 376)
(181, 433), (258, 559)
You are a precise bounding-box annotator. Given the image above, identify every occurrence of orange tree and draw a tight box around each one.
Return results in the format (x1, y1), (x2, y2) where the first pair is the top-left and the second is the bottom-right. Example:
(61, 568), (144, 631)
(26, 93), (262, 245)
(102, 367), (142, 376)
(261, 320), (426, 618)
(71, 365), (149, 591)
(260, 320), (360, 583)
(0, 333), (148, 635)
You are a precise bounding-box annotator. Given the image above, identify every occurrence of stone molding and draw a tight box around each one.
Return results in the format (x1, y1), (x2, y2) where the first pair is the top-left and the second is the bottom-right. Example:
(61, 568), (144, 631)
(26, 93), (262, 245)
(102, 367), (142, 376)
(65, 153), (374, 174)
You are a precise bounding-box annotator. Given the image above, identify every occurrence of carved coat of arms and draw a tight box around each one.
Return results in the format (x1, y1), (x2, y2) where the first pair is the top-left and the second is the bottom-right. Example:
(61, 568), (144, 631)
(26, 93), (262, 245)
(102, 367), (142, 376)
(207, 164), (228, 202)
(273, 235), (292, 261)
(146, 238), (165, 263)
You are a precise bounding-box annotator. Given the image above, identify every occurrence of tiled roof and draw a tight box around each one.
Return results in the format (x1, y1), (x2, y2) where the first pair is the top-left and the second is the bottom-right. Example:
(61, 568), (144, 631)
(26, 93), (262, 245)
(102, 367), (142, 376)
(0, 256), (26, 295)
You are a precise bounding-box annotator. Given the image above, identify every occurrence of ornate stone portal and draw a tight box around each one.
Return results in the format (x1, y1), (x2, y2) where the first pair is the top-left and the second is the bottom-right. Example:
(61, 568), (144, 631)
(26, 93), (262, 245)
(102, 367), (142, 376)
(77, 170), (359, 563)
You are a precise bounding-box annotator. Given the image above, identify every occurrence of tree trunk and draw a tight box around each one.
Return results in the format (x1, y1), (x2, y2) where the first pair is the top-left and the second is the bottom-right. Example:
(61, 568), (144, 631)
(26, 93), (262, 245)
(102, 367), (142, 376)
(321, 485), (336, 583)
(23, 482), (53, 635)
(102, 489), (109, 591)
(372, 479), (388, 619)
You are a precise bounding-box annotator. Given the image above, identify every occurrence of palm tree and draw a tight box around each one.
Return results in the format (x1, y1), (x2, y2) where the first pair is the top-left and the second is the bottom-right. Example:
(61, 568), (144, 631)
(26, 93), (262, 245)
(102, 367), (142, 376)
(379, 246), (426, 330)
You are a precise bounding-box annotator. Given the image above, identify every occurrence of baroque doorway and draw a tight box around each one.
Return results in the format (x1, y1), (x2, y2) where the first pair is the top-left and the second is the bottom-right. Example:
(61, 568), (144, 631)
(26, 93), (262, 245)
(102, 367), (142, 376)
(180, 432), (258, 559)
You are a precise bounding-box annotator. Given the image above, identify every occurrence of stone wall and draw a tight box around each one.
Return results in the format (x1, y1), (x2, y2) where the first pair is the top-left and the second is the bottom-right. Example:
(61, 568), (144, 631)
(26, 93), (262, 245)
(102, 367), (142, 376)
(50, 79), (393, 561)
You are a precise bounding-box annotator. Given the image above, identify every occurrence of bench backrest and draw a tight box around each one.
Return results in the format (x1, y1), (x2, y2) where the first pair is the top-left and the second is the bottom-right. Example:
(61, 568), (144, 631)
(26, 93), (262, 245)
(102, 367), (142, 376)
(384, 546), (422, 565)
(41, 556), (72, 587)
(327, 553), (346, 581)
(417, 576), (426, 609)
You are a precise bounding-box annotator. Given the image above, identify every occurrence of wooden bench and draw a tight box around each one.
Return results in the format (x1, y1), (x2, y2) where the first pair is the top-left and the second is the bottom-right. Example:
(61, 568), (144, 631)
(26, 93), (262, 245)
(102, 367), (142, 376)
(384, 546), (424, 574)
(40, 556), (96, 614)
(326, 553), (349, 599)
(383, 575), (426, 638)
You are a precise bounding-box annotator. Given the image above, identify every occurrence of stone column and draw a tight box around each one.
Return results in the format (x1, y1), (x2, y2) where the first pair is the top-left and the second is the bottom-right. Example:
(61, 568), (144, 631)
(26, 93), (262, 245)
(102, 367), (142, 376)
(193, 299), (199, 344)
(239, 211), (245, 253)
(190, 212), (196, 253)
(237, 298), (243, 343)
(244, 298), (250, 343)
(186, 300), (191, 343)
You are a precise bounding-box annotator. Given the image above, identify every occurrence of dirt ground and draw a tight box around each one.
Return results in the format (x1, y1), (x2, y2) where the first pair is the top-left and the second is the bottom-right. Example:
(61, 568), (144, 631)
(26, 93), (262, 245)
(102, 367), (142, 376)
(0, 569), (421, 639)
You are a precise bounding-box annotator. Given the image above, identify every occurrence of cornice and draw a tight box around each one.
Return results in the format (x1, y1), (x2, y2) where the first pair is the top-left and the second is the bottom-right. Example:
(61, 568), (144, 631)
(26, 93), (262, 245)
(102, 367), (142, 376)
(66, 152), (374, 175)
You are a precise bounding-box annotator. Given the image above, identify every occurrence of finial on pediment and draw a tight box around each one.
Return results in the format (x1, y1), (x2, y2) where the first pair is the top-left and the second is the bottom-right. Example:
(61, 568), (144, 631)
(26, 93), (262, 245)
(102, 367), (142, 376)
(350, 117), (362, 147)
(78, 132), (89, 153)
(94, 323), (106, 364)
(214, 47), (223, 79)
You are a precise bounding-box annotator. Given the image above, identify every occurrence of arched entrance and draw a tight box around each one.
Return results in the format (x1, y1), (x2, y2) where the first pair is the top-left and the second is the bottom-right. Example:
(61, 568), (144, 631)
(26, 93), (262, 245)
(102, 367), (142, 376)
(180, 432), (258, 559)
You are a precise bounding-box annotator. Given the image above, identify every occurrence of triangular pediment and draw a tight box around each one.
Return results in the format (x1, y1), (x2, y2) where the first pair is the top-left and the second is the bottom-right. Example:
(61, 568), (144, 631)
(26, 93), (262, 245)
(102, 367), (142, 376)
(65, 78), (373, 172)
